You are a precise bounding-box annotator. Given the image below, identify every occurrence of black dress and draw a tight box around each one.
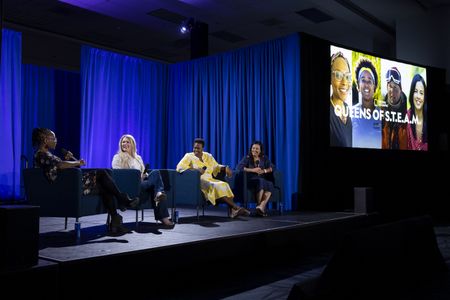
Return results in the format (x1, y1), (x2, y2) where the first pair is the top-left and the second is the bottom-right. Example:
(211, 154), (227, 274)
(236, 155), (274, 193)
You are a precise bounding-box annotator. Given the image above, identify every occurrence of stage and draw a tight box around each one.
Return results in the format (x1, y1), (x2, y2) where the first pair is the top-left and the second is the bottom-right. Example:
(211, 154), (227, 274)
(3, 207), (378, 299)
(39, 208), (363, 262)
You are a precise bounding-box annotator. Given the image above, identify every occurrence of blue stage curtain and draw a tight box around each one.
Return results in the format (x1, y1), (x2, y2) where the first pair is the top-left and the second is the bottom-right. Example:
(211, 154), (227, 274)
(0, 29), (22, 200)
(21, 64), (55, 168)
(80, 46), (168, 168)
(167, 34), (300, 210)
(80, 34), (300, 209)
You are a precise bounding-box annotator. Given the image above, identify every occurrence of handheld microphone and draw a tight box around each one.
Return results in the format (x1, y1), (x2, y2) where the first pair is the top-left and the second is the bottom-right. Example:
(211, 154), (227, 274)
(144, 163), (150, 174)
(61, 148), (76, 161)
(255, 160), (260, 168)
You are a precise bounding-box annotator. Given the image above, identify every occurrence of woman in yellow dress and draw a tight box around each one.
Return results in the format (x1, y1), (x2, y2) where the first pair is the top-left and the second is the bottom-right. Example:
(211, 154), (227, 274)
(176, 138), (250, 218)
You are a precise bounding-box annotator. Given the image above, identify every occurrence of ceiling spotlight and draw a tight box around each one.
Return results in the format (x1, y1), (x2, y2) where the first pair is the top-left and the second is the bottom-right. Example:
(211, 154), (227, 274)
(180, 18), (195, 34)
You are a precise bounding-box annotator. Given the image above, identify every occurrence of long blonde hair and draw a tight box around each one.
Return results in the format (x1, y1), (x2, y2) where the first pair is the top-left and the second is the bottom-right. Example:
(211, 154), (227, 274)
(117, 134), (138, 158)
(114, 134), (145, 171)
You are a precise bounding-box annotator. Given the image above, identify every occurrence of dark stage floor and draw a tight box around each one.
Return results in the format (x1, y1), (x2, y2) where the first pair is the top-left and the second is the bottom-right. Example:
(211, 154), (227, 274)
(3, 208), (379, 299)
(5, 207), (450, 299)
(38, 208), (360, 262)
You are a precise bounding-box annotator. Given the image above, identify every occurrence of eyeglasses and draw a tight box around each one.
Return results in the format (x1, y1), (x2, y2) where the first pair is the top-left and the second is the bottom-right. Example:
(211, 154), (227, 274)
(332, 70), (351, 82)
(386, 69), (401, 85)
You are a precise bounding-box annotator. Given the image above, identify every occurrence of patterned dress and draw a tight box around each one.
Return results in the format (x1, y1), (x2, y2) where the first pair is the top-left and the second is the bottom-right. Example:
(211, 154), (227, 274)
(176, 152), (233, 205)
(34, 150), (97, 195)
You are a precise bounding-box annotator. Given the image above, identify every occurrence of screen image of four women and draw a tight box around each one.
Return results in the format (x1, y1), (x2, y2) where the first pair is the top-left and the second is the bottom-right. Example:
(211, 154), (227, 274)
(33, 128), (277, 234)
(330, 51), (428, 151)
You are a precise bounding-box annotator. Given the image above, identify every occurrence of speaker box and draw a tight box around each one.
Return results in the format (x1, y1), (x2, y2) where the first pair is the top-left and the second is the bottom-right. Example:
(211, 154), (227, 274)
(354, 187), (374, 213)
(0, 205), (40, 270)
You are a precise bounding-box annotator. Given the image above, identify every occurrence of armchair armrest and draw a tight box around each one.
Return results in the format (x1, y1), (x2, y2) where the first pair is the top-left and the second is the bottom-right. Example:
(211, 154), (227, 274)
(23, 168), (82, 217)
(174, 169), (202, 206)
(213, 168), (236, 189)
(273, 169), (283, 190)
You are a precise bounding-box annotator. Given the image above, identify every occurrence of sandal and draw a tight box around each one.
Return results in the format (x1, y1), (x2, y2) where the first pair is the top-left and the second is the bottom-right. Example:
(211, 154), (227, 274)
(256, 206), (267, 217)
(160, 218), (174, 226)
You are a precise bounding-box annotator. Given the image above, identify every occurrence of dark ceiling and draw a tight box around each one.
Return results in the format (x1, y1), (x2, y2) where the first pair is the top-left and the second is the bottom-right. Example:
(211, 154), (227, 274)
(3, 0), (450, 68)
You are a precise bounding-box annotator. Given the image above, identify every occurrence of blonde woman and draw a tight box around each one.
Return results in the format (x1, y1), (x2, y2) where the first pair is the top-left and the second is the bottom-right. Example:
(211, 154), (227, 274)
(112, 134), (173, 226)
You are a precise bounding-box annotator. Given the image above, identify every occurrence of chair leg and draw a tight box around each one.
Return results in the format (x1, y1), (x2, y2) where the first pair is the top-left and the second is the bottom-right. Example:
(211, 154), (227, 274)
(105, 214), (112, 231)
(171, 205), (176, 223)
(65, 217), (68, 230)
(135, 210), (139, 228)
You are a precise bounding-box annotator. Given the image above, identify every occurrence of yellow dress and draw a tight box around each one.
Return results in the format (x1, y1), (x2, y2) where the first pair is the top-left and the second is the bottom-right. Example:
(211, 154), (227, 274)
(176, 152), (234, 205)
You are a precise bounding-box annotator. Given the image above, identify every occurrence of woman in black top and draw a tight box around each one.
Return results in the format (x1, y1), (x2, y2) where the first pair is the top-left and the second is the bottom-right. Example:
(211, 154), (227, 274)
(237, 141), (274, 216)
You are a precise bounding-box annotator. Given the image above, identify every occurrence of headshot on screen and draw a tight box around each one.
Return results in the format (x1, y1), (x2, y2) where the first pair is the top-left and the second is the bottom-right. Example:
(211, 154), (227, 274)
(352, 57), (382, 149)
(330, 51), (352, 148)
(381, 66), (408, 150)
(406, 74), (428, 151)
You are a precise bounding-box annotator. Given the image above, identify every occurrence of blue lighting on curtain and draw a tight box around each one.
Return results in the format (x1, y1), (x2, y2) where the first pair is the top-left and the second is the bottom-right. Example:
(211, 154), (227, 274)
(80, 46), (169, 168)
(0, 29), (22, 200)
(80, 34), (300, 210)
(21, 65), (55, 168)
(167, 34), (300, 210)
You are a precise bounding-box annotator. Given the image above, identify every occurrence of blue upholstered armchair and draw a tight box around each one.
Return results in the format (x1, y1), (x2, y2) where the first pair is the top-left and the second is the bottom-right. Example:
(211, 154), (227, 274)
(23, 168), (141, 231)
(236, 169), (284, 214)
(172, 169), (239, 219)
(110, 168), (144, 226)
(173, 169), (203, 219)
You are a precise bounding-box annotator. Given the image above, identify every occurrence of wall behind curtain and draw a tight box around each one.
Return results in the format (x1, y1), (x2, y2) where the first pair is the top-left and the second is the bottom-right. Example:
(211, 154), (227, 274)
(0, 29), (22, 200)
(167, 34), (300, 210)
(80, 46), (168, 168)
(55, 69), (81, 158)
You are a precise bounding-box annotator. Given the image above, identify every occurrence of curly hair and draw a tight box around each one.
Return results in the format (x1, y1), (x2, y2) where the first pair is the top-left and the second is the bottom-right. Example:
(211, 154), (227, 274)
(355, 58), (378, 89)
(32, 128), (52, 149)
(193, 138), (205, 147)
